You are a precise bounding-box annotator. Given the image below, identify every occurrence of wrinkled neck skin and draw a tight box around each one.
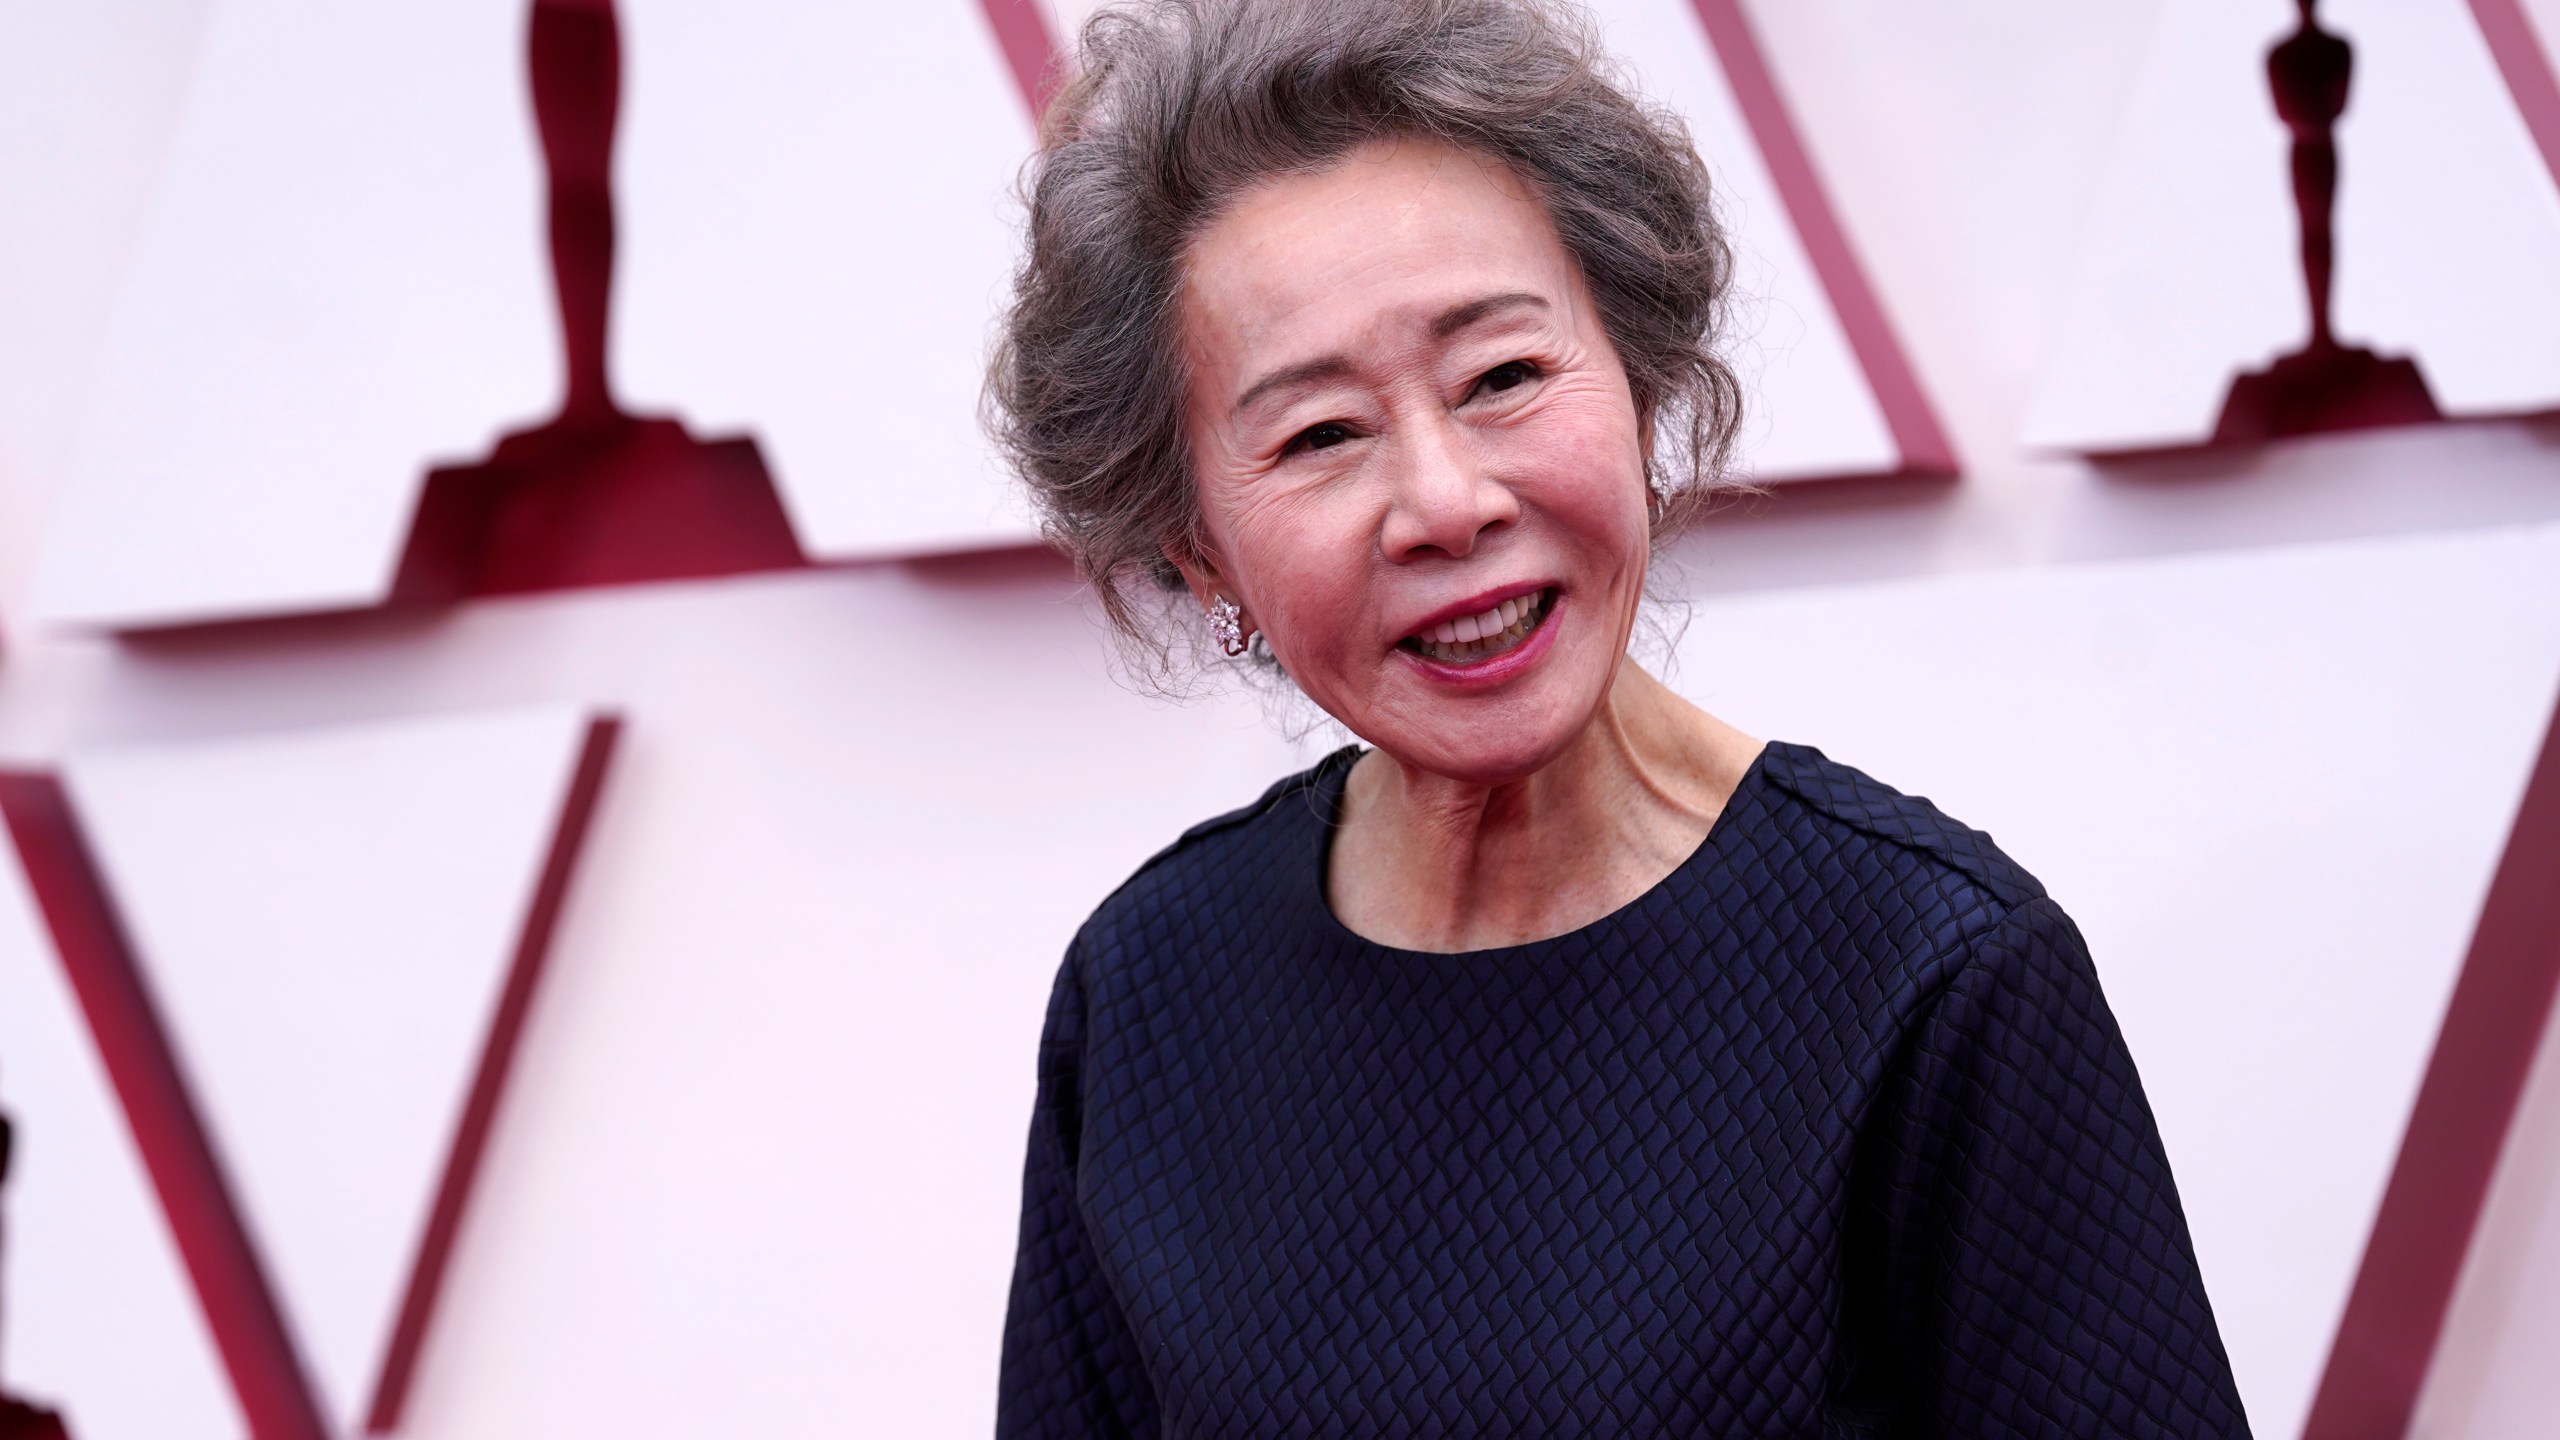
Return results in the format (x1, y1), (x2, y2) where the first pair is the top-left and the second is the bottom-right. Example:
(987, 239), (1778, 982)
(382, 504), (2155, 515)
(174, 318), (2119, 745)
(1331, 659), (1763, 953)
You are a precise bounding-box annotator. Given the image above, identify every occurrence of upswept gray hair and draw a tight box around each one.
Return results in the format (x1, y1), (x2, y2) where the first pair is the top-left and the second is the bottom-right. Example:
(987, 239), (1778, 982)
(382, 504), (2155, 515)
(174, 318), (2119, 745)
(986, 0), (1742, 665)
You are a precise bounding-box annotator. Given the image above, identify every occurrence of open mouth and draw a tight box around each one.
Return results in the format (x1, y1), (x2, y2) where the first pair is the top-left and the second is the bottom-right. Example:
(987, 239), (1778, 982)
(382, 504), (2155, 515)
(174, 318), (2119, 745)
(1400, 587), (1555, 666)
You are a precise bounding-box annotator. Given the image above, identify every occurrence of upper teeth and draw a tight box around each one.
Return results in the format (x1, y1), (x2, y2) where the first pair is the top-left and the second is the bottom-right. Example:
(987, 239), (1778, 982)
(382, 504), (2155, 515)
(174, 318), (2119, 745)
(1429, 594), (1531, 646)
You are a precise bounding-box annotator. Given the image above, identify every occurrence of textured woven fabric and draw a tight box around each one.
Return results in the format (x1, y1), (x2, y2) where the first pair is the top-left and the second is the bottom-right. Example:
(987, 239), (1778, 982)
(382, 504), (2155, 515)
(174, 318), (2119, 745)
(998, 742), (2251, 1438)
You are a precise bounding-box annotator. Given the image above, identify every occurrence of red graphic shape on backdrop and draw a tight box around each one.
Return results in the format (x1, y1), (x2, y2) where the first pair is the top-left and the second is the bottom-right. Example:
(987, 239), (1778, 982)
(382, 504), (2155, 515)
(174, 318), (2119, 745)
(0, 1399), (70, 1440)
(982, 0), (1065, 124)
(0, 774), (329, 1440)
(2211, 1), (2442, 445)
(2301, 690), (2560, 1439)
(1680, 0), (1954, 475)
(389, 0), (808, 607)
(363, 715), (619, 1432)
(2023, 0), (2560, 459)
(123, 0), (1057, 636)
(390, 0), (1069, 608)
(0, 715), (621, 1436)
(2471, 0), (2560, 190)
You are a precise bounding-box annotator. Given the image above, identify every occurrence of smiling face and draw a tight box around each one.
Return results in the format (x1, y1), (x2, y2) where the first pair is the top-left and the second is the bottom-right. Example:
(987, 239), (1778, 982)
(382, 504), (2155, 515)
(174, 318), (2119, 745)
(1175, 137), (1654, 786)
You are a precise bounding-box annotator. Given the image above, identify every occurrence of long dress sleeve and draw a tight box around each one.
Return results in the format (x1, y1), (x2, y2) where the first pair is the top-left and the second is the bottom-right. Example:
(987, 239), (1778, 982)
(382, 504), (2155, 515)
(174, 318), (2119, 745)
(1849, 897), (2254, 1439)
(996, 946), (1161, 1440)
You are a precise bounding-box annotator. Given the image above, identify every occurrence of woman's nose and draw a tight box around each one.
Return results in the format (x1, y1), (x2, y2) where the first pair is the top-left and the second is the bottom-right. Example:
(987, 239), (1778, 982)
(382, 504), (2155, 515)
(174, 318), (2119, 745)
(1378, 417), (1519, 561)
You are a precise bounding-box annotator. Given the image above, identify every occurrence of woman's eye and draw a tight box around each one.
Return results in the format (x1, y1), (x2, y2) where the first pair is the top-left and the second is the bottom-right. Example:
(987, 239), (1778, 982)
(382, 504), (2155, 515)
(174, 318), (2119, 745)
(1473, 360), (1540, 398)
(1287, 421), (1355, 455)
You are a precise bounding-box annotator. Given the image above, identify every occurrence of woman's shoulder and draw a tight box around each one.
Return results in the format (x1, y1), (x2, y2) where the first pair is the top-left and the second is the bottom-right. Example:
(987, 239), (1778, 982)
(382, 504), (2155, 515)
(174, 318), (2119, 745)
(1739, 741), (2058, 975)
(1070, 745), (1357, 960)
(1752, 741), (2043, 904)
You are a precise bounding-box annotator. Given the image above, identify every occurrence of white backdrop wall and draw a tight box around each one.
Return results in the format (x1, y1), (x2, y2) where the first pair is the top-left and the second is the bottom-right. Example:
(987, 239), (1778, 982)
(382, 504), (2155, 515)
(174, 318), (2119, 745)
(5, 2), (2560, 1438)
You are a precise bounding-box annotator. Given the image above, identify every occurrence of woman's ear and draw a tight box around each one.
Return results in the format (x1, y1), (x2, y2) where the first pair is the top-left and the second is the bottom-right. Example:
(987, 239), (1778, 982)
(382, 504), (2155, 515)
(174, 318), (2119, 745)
(1164, 538), (1260, 655)
(1162, 539), (1228, 614)
(1635, 406), (1664, 520)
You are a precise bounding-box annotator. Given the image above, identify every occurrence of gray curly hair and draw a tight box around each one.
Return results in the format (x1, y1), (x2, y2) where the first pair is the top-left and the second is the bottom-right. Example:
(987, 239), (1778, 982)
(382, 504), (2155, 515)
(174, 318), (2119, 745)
(986, 0), (1742, 663)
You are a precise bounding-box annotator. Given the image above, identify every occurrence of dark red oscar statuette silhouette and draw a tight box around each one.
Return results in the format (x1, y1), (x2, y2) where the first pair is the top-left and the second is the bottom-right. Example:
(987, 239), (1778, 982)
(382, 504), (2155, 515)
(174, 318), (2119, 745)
(386, 0), (806, 607)
(2213, 0), (2441, 443)
(0, 1110), (74, 1440)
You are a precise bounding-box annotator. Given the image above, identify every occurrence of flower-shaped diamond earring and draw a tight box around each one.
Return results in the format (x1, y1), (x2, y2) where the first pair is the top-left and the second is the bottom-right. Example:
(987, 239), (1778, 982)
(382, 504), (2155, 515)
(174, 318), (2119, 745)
(1207, 596), (1249, 657)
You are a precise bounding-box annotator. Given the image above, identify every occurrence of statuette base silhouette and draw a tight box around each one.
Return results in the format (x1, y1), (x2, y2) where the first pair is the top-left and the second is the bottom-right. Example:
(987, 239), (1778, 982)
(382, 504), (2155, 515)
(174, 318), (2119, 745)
(2212, 340), (2440, 444)
(0, 1399), (70, 1440)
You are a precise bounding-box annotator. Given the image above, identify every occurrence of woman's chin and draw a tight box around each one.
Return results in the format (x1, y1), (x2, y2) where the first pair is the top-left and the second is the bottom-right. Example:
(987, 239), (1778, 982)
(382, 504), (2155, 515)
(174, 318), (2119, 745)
(1366, 710), (1589, 790)
(1345, 653), (1617, 787)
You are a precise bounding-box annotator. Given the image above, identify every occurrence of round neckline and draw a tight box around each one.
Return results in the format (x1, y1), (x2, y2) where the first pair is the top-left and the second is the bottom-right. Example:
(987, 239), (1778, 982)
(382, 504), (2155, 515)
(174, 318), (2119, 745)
(1300, 741), (1779, 961)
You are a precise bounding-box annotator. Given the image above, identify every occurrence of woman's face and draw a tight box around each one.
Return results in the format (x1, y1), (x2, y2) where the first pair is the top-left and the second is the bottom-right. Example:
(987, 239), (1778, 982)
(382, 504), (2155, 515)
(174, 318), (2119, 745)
(1177, 137), (1653, 786)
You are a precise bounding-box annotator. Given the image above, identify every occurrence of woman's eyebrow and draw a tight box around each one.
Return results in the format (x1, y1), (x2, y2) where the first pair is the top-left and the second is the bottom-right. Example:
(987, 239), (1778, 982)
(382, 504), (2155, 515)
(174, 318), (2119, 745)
(1233, 292), (1553, 417)
(1234, 356), (1359, 418)
(1430, 290), (1548, 339)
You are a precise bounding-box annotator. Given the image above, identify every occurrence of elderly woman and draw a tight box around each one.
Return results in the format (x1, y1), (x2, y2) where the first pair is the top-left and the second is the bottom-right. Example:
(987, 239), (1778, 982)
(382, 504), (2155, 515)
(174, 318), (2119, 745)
(989, 2), (2248, 1436)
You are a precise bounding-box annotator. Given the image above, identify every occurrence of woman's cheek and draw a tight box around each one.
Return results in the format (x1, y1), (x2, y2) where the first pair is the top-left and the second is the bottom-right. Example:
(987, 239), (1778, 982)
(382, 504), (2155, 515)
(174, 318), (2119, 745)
(1270, 552), (1364, 667)
(1512, 437), (1646, 550)
(1244, 483), (1358, 596)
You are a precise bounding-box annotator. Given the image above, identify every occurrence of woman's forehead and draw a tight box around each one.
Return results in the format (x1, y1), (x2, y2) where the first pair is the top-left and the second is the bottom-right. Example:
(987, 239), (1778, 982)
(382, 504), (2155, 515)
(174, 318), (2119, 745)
(1180, 138), (1584, 382)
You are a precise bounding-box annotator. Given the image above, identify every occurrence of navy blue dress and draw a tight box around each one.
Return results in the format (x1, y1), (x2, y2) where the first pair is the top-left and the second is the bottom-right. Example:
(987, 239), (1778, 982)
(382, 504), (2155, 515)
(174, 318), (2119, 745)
(998, 742), (2251, 1438)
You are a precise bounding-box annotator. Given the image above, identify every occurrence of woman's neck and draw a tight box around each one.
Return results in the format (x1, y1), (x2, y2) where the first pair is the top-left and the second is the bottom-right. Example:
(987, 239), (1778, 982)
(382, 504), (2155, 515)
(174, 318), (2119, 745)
(1330, 662), (1763, 952)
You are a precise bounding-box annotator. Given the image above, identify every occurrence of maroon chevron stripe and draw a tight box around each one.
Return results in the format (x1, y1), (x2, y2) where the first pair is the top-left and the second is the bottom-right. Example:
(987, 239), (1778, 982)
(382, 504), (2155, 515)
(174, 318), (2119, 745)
(981, 0), (1066, 125)
(1682, 0), (1957, 475)
(2471, 0), (2560, 198)
(2, 714), (621, 1437)
(363, 715), (622, 1433)
(2303, 690), (2560, 1440)
(0, 772), (330, 1440)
